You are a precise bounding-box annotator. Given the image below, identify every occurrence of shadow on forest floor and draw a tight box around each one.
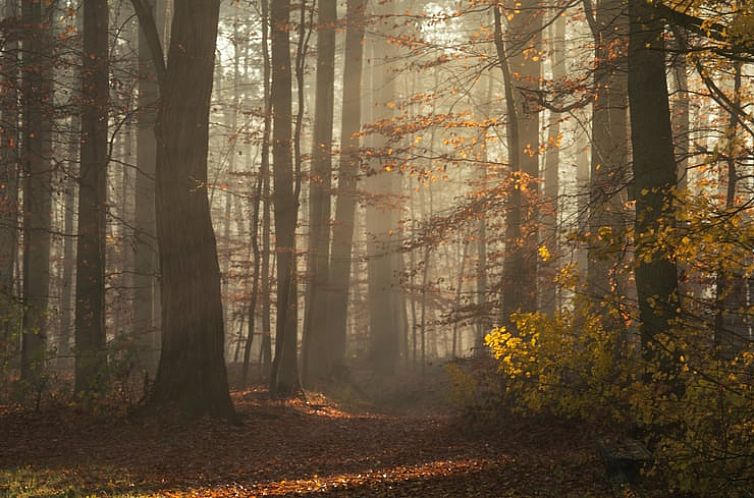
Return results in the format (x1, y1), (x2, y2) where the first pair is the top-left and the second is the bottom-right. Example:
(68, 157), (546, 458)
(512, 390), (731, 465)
(1, 386), (615, 497)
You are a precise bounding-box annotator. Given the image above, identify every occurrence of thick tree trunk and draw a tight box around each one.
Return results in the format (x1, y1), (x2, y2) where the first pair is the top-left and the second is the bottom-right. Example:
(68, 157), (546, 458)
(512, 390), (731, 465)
(134, 0), (235, 418)
(269, 0), (300, 396)
(326, 0), (367, 377)
(1, 0), (20, 361)
(628, 0), (679, 368)
(302, 0), (337, 385)
(20, 0), (54, 383)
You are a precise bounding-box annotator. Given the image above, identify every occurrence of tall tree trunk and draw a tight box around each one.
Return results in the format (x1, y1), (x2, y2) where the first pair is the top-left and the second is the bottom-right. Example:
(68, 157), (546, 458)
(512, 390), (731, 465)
(302, 0), (337, 385)
(628, 0), (679, 370)
(20, 0), (54, 383)
(498, 0), (541, 324)
(1, 0), (20, 361)
(134, 0), (161, 372)
(258, 0), (273, 381)
(326, 0), (367, 377)
(540, 14), (565, 315)
(365, 0), (402, 375)
(59, 112), (78, 360)
(133, 0), (235, 418)
(74, 0), (109, 394)
(586, 0), (630, 312)
(269, 0), (300, 396)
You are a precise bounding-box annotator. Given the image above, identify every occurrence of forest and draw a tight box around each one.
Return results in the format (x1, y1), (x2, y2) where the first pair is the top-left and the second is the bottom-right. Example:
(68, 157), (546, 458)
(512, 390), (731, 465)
(1, 0), (753, 496)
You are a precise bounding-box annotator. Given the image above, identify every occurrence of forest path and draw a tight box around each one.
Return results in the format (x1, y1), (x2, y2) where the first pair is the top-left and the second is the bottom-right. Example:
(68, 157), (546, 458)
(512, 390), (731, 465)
(1, 387), (613, 497)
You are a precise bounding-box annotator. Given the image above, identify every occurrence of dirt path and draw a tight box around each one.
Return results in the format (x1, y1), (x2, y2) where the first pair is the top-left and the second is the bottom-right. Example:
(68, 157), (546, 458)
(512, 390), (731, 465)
(1, 389), (613, 497)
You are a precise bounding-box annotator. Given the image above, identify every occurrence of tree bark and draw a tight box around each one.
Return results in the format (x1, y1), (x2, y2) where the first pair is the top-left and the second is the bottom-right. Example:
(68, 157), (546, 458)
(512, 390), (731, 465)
(269, 0), (300, 396)
(540, 14), (565, 315)
(365, 0), (402, 375)
(258, 0), (273, 382)
(628, 0), (679, 368)
(0, 0), (20, 361)
(20, 0), (54, 383)
(75, 0), (109, 394)
(587, 0), (630, 311)
(302, 0), (337, 385)
(134, 0), (161, 372)
(133, 0), (235, 418)
(326, 0), (367, 377)
(498, 0), (541, 324)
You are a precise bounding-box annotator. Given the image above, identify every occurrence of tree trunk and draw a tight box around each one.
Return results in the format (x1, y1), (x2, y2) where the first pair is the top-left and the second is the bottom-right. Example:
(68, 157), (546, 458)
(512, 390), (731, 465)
(258, 0), (273, 382)
(365, 0), (402, 375)
(59, 113), (78, 360)
(302, 0), (337, 385)
(1, 0), (20, 361)
(628, 0), (679, 369)
(134, 0), (161, 372)
(134, 0), (235, 418)
(74, 0), (109, 394)
(20, 0), (54, 383)
(587, 0), (630, 311)
(498, 0), (541, 324)
(326, 0), (367, 377)
(269, 0), (300, 396)
(540, 14), (565, 315)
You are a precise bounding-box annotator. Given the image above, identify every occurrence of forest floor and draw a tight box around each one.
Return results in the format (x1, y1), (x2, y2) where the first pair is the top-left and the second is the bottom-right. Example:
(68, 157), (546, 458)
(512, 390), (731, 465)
(1, 385), (617, 498)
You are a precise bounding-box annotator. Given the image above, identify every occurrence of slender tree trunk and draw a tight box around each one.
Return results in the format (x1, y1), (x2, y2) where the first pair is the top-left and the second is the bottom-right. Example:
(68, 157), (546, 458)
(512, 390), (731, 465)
(325, 0), (367, 377)
(133, 0), (235, 418)
(74, 0), (109, 394)
(498, 0), (541, 324)
(258, 0), (273, 382)
(365, 0), (402, 375)
(452, 239), (468, 357)
(540, 14), (565, 315)
(135, 0), (161, 371)
(269, 0), (300, 396)
(628, 0), (679, 371)
(20, 0), (54, 383)
(59, 113), (78, 359)
(302, 0), (337, 385)
(714, 63), (743, 357)
(587, 0), (629, 310)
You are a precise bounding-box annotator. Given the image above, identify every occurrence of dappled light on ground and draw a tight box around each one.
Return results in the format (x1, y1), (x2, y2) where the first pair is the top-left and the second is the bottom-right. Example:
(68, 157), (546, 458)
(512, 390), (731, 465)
(1, 388), (612, 497)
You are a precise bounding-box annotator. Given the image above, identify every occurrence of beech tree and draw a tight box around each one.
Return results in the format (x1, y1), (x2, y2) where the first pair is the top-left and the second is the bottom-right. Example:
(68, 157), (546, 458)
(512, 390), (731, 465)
(19, 0), (54, 383)
(132, 0), (235, 417)
(74, 0), (109, 394)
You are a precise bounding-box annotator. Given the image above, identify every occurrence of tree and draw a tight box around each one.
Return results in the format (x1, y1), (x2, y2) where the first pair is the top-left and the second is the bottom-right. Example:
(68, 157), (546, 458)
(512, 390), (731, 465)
(539, 13), (565, 315)
(627, 0), (679, 368)
(325, 0), (368, 378)
(269, 0), (300, 396)
(499, 0), (542, 324)
(0, 0), (20, 361)
(365, 0), (404, 375)
(134, 0), (162, 372)
(74, 0), (109, 395)
(585, 0), (630, 313)
(20, 0), (54, 383)
(132, 0), (235, 418)
(302, 0), (337, 384)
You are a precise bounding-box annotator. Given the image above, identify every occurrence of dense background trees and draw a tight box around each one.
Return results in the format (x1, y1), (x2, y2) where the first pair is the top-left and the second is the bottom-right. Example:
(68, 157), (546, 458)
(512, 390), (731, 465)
(1, 0), (753, 493)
